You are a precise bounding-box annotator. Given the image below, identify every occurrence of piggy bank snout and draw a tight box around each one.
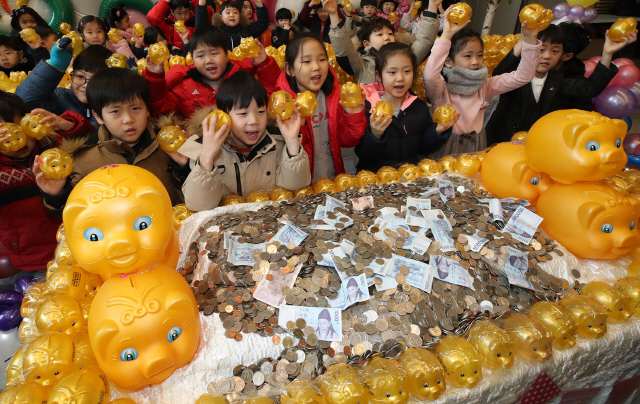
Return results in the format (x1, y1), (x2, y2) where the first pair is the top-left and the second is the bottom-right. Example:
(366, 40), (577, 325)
(106, 239), (139, 267)
(142, 347), (177, 379)
(617, 234), (640, 248)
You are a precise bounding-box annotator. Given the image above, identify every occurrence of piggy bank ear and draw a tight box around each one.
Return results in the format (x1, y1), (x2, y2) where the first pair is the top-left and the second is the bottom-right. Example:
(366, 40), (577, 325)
(577, 202), (606, 230)
(562, 122), (589, 148)
(511, 161), (531, 183)
(166, 291), (195, 315)
(62, 198), (88, 223)
(94, 319), (119, 360)
(136, 186), (166, 205)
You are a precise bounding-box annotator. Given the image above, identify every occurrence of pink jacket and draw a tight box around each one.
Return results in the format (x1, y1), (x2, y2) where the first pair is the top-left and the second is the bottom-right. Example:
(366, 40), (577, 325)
(423, 37), (541, 134)
(105, 37), (135, 59)
(376, 0), (410, 31)
(361, 81), (418, 112)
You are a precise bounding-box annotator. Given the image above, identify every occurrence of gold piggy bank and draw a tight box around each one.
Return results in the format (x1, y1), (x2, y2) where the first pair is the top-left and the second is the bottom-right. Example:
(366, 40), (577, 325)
(38, 148), (73, 179)
(172, 203), (195, 228)
(448, 2), (472, 25)
(296, 91), (318, 118)
(503, 313), (554, 362)
(397, 163), (421, 181)
(107, 28), (122, 43)
(609, 17), (638, 42)
(616, 277), (640, 315)
(239, 37), (260, 58)
(220, 193), (246, 205)
(0, 123), (27, 152)
(19, 28), (37, 43)
(433, 103), (457, 126)
(157, 126), (186, 153)
(316, 363), (369, 404)
(63, 31), (84, 58)
(59, 22), (72, 35)
(133, 22), (145, 36)
(581, 281), (634, 323)
(269, 186), (293, 201)
(439, 155), (457, 172)
(22, 333), (75, 390)
(48, 367), (110, 404)
(246, 190), (271, 202)
(0, 381), (50, 404)
(530, 301), (578, 349)
(377, 166), (399, 183)
(280, 380), (326, 404)
(467, 320), (515, 370)
(207, 109), (232, 132)
(356, 170), (379, 187)
(269, 90), (295, 121)
(519, 4), (553, 31)
(340, 82), (362, 108)
(313, 178), (336, 193)
(362, 356), (409, 404)
(536, 183), (640, 260)
(20, 113), (52, 140)
(168, 55), (186, 67)
(5, 347), (24, 387)
(456, 153), (481, 177)
(294, 186), (314, 197)
(36, 293), (86, 335)
(174, 20), (186, 33)
(397, 347), (446, 400)
(435, 335), (482, 389)
(333, 173), (357, 191)
(418, 158), (444, 176)
(149, 42), (170, 65)
(559, 294), (608, 339)
(372, 101), (394, 121)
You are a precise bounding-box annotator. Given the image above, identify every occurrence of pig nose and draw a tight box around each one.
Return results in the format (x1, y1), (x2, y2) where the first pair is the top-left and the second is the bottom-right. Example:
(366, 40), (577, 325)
(142, 345), (176, 379)
(602, 149), (624, 163)
(617, 234), (640, 248)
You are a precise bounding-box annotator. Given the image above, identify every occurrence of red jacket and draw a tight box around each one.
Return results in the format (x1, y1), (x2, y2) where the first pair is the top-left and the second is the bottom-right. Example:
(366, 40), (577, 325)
(143, 57), (281, 119)
(146, 0), (214, 50)
(275, 68), (366, 177)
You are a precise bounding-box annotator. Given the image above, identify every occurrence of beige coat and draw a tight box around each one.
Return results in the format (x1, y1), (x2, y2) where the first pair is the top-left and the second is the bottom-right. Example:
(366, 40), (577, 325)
(180, 131), (311, 211)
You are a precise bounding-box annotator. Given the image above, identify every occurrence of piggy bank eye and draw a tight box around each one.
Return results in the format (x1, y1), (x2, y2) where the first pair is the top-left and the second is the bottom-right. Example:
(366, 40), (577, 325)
(167, 326), (182, 342)
(437, 379), (441, 384)
(474, 369), (478, 374)
(497, 353), (501, 357)
(84, 228), (103, 241)
(601, 322), (604, 326)
(530, 177), (540, 185)
(586, 141), (600, 151)
(509, 352), (512, 355)
(460, 373), (465, 377)
(631, 221), (636, 231)
(120, 348), (138, 361)
(601, 223), (613, 233)
(423, 382), (429, 387)
(533, 347), (538, 351)
(588, 324), (593, 328)
(386, 393), (391, 398)
(615, 138), (622, 148)
(399, 390), (402, 394)
(133, 216), (152, 231)
(620, 307), (624, 311)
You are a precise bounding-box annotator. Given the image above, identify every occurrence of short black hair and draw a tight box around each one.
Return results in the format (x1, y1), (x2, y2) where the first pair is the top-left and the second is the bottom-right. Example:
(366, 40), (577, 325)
(558, 21), (592, 56)
(190, 26), (229, 53)
(144, 25), (168, 47)
(105, 3), (129, 29)
(10, 7), (48, 33)
(86, 68), (151, 119)
(375, 42), (416, 75)
(449, 27), (482, 60)
(72, 45), (113, 74)
(357, 16), (395, 44)
(77, 15), (107, 38)
(275, 8), (293, 20)
(169, 0), (191, 10)
(34, 25), (57, 40)
(378, 0), (398, 10)
(284, 33), (334, 95)
(216, 70), (268, 113)
(360, 0), (378, 8)
(0, 35), (21, 52)
(0, 91), (30, 123)
(538, 24), (565, 47)
(219, 0), (242, 13)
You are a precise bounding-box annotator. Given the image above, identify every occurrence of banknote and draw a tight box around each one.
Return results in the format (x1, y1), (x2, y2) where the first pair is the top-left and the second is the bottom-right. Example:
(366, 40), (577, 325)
(253, 263), (303, 307)
(438, 179), (455, 203)
(405, 233), (432, 255)
(503, 206), (543, 245)
(323, 211), (354, 229)
(223, 232), (239, 250)
(420, 187), (439, 197)
(311, 205), (336, 230)
(503, 246), (533, 289)
(467, 232), (489, 252)
(271, 220), (308, 247)
(404, 197), (431, 228)
(425, 218), (455, 252)
(328, 273), (370, 309)
(421, 210), (452, 231)
(278, 305), (342, 342)
(227, 239), (266, 266)
(374, 275), (400, 291)
(429, 255), (474, 289)
(325, 195), (347, 212)
(384, 255), (433, 293)
(351, 195), (375, 211)
(489, 199), (505, 223)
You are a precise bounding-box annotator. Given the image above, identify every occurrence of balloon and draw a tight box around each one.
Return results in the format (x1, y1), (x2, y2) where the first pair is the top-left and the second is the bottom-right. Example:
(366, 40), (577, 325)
(589, 55), (602, 64)
(595, 86), (636, 119)
(629, 81), (640, 109)
(551, 2), (570, 18)
(624, 133), (640, 154)
(581, 7), (597, 22)
(125, 8), (150, 27)
(622, 116), (633, 132)
(0, 290), (23, 307)
(613, 58), (635, 67)
(567, 5), (584, 20)
(14, 276), (35, 294)
(566, 0), (597, 7)
(584, 60), (597, 78)
(628, 153), (640, 166)
(610, 64), (640, 88)
(0, 303), (22, 331)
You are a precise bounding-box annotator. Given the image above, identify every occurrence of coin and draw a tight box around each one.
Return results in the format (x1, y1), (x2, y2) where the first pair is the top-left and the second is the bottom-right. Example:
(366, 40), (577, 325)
(272, 335), (281, 345)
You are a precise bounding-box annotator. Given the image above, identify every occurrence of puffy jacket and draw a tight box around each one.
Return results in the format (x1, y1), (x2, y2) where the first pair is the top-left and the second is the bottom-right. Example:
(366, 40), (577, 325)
(147, 0), (214, 50)
(211, 7), (270, 50)
(275, 68), (367, 177)
(299, 1), (344, 43)
(355, 82), (450, 172)
(143, 56), (281, 119)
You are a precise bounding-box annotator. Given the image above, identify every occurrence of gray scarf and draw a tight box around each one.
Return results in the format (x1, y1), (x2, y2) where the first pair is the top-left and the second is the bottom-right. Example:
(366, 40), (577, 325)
(442, 66), (488, 95)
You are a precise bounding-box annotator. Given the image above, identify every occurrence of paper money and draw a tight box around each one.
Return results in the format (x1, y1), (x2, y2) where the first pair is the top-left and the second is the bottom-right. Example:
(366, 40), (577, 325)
(503, 246), (533, 289)
(374, 275), (400, 291)
(420, 187), (439, 197)
(328, 274), (370, 309)
(253, 263), (303, 307)
(467, 232), (489, 252)
(323, 211), (354, 229)
(438, 179), (455, 203)
(325, 195), (347, 212)
(311, 206), (335, 230)
(503, 206), (543, 245)
(404, 197), (432, 228)
(351, 195), (374, 211)
(421, 210), (453, 230)
(278, 305), (342, 342)
(227, 239), (266, 266)
(328, 248), (349, 280)
(429, 255), (474, 289)
(384, 255), (433, 293)
(223, 232), (239, 250)
(489, 199), (505, 223)
(405, 234), (432, 255)
(271, 220), (308, 247)
(426, 218), (455, 252)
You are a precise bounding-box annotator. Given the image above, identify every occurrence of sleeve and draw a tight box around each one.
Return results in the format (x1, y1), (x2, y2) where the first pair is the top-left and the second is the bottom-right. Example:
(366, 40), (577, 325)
(252, 56), (282, 97)
(276, 143), (312, 190)
(195, 4), (210, 30)
(399, 12), (412, 32)
(16, 60), (66, 115)
(271, 28), (290, 48)
(559, 62), (619, 99)
(420, 123), (451, 154)
(41, 178), (73, 218)
(147, 1), (174, 40)
(109, 38), (135, 59)
(396, 0), (411, 17)
(246, 5), (270, 38)
(355, 126), (390, 164)
(30, 47), (50, 64)
(300, 2), (314, 28)
(492, 49), (520, 76)
(131, 43), (146, 59)
(423, 37), (450, 102)
(485, 40), (541, 99)
(336, 105), (367, 147)
(329, 24), (367, 79)
(411, 11), (438, 64)
(344, 15), (357, 37)
(182, 162), (223, 211)
(57, 111), (95, 138)
(142, 69), (184, 116)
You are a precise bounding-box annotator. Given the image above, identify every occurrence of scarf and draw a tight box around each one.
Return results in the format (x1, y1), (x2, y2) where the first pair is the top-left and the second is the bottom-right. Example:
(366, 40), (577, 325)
(442, 65), (488, 95)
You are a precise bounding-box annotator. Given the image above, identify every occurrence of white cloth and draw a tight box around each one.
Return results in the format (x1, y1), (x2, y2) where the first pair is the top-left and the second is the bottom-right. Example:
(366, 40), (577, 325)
(311, 91), (335, 182)
(531, 73), (548, 103)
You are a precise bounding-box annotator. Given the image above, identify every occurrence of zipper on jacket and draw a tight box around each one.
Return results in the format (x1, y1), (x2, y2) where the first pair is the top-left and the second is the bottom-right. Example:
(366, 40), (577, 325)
(234, 162), (242, 195)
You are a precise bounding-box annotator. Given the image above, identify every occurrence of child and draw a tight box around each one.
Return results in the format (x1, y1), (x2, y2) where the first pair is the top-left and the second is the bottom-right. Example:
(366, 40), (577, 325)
(131, 24), (191, 60)
(17, 39), (114, 127)
(9, 5), (49, 54)
(376, 0), (409, 31)
(271, 8), (297, 48)
(147, 0), (214, 51)
(275, 33), (366, 180)
(212, 0), (270, 50)
(143, 26), (281, 119)
(399, 0), (427, 35)
(104, 3), (133, 41)
(0, 35), (34, 75)
(180, 71), (311, 210)
(557, 22), (593, 78)
(242, 0), (256, 21)
(77, 15), (135, 58)
(329, 0), (438, 85)
(35, 68), (189, 215)
(486, 24), (635, 145)
(345, 0), (378, 35)
(24, 25), (58, 64)
(300, 0), (341, 43)
(355, 42), (454, 171)
(423, 6), (540, 156)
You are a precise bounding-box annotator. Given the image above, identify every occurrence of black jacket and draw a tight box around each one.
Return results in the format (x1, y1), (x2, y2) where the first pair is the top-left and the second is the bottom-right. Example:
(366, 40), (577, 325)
(486, 50), (618, 145)
(271, 25), (297, 48)
(213, 6), (270, 50)
(355, 94), (450, 172)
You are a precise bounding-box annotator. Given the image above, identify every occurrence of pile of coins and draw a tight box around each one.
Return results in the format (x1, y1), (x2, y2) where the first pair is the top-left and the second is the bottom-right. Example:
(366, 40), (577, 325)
(178, 174), (582, 395)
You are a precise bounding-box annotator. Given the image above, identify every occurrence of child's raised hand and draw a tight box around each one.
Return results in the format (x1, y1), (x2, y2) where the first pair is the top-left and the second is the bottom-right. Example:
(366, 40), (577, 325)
(251, 42), (268, 66)
(33, 156), (67, 196)
(31, 109), (74, 132)
(145, 55), (165, 74)
(436, 112), (459, 133)
(370, 112), (392, 138)
(277, 108), (302, 155)
(199, 114), (229, 172)
(604, 30), (638, 56)
(339, 88), (365, 114)
(323, 0), (339, 15)
(178, 27), (191, 44)
(441, 5), (470, 40)
(134, 33), (144, 48)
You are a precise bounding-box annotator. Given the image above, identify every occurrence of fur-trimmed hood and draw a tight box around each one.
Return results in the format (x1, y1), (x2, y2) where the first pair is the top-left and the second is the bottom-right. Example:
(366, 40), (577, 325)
(212, 12), (251, 28)
(185, 104), (217, 138)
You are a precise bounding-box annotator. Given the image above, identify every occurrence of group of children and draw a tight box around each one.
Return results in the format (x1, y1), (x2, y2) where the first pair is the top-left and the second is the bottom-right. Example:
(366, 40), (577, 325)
(0, 0), (637, 276)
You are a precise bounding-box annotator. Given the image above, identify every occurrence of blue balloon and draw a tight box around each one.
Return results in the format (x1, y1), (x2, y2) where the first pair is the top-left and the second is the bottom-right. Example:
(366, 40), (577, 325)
(0, 290), (23, 307)
(628, 153), (640, 166)
(14, 276), (35, 295)
(622, 116), (633, 132)
(0, 303), (22, 331)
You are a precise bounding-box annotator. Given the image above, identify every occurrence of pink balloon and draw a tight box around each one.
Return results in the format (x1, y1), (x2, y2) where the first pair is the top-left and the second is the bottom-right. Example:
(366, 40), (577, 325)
(610, 64), (640, 87)
(629, 80), (640, 108)
(125, 8), (150, 27)
(624, 133), (640, 154)
(613, 58), (635, 67)
(589, 56), (602, 64)
(584, 60), (597, 78)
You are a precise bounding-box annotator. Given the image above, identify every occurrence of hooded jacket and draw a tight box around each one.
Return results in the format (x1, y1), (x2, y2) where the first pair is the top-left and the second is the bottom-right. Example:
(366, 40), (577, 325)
(212, 6), (270, 50)
(147, 0), (214, 50)
(274, 67), (367, 178)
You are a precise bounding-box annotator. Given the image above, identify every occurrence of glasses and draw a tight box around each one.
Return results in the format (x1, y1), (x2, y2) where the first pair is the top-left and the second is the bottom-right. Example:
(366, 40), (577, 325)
(71, 74), (90, 86)
(0, 51), (19, 59)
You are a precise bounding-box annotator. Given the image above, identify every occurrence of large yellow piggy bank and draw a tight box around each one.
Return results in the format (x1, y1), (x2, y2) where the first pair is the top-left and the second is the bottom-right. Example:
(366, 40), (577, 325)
(88, 265), (200, 390)
(280, 380), (326, 404)
(526, 110), (627, 184)
(397, 348), (446, 401)
(62, 165), (175, 275)
(435, 335), (482, 389)
(467, 320), (515, 370)
(316, 363), (369, 404)
(22, 333), (75, 390)
(362, 356), (408, 404)
(536, 183), (640, 260)
(48, 367), (110, 404)
(503, 314), (554, 362)
(530, 301), (578, 349)
(20, 113), (52, 140)
(609, 17), (638, 42)
(0, 123), (27, 152)
(559, 294), (608, 339)
(480, 142), (553, 204)
(36, 293), (86, 335)
(269, 90), (295, 121)
(581, 281), (634, 323)
(39, 148), (73, 179)
(519, 4), (553, 31)
(0, 381), (50, 404)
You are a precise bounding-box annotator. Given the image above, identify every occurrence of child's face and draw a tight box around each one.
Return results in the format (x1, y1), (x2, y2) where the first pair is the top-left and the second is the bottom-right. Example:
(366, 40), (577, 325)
(222, 7), (241, 27)
(0, 45), (22, 69)
(83, 21), (106, 45)
(278, 19), (291, 29)
(243, 1), (254, 19)
(18, 14), (36, 30)
(157, 34), (169, 46)
(361, 5), (377, 17)
(379, 53), (413, 100)
(116, 14), (131, 30)
(0, 116), (36, 159)
(537, 41), (564, 76)
(381, 2), (395, 14)
(71, 69), (94, 104)
(42, 33), (58, 52)
(364, 27), (395, 50)
(193, 44), (228, 81)
(228, 99), (268, 147)
(316, 8), (329, 21)
(286, 39), (328, 94)
(172, 6), (191, 22)
(446, 38), (484, 70)
(94, 98), (150, 145)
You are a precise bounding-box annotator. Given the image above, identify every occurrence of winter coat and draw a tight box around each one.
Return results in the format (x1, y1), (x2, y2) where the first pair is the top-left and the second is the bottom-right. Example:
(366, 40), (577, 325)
(143, 56), (281, 119)
(375, 0), (410, 31)
(211, 6), (270, 50)
(147, 0), (214, 50)
(274, 67), (367, 177)
(300, 1), (344, 43)
(270, 24), (298, 48)
(355, 82), (450, 172)
(486, 51), (619, 145)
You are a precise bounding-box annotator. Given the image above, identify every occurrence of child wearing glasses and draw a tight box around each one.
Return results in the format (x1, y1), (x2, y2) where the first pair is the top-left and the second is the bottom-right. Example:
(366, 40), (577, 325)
(0, 35), (34, 75)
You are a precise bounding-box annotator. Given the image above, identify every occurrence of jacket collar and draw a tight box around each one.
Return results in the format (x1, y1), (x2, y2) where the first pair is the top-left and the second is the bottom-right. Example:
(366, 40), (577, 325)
(186, 62), (235, 85)
(361, 82), (417, 112)
(78, 123), (158, 161)
(222, 131), (276, 162)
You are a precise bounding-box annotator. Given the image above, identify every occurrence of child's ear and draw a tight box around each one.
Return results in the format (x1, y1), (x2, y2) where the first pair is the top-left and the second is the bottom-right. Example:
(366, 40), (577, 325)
(444, 57), (453, 68)
(363, 39), (370, 48)
(561, 52), (573, 62)
(375, 71), (381, 82)
(92, 110), (104, 125)
(285, 62), (294, 78)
